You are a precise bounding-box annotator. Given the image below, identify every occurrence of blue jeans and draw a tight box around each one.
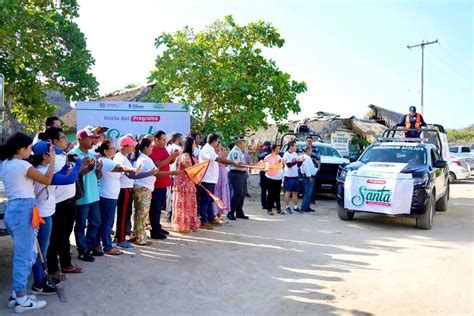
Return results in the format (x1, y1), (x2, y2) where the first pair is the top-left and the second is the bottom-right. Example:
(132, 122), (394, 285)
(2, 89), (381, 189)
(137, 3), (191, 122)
(302, 177), (315, 210)
(32, 215), (52, 285)
(149, 188), (166, 235)
(199, 182), (216, 223)
(165, 182), (173, 220)
(99, 197), (118, 251)
(74, 201), (101, 254)
(4, 198), (37, 295)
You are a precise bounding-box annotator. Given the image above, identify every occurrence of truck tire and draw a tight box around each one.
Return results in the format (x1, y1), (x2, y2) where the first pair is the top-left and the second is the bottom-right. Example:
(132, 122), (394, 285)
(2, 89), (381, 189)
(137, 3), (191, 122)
(337, 204), (355, 220)
(448, 172), (456, 184)
(436, 183), (449, 212)
(416, 193), (435, 230)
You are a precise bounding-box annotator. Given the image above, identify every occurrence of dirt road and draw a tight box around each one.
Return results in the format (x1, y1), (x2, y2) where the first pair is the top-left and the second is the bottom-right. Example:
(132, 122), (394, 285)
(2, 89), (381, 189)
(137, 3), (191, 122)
(1, 178), (473, 315)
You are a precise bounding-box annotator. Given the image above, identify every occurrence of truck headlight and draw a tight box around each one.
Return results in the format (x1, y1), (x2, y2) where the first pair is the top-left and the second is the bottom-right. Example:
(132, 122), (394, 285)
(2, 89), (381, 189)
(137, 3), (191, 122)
(413, 174), (429, 186)
(338, 168), (347, 181)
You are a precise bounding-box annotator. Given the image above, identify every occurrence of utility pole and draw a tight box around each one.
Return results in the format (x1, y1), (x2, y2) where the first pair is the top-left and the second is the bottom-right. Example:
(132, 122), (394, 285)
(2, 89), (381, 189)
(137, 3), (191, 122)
(407, 39), (438, 116)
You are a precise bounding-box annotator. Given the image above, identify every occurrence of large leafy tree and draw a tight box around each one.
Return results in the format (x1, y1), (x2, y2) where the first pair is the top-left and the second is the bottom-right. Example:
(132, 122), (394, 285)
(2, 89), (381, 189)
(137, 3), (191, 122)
(147, 15), (307, 140)
(0, 0), (98, 134)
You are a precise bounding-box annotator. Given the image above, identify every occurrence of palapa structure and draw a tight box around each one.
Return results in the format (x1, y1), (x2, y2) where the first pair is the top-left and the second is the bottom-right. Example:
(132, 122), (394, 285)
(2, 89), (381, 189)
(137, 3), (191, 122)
(364, 104), (404, 128)
(247, 111), (387, 149)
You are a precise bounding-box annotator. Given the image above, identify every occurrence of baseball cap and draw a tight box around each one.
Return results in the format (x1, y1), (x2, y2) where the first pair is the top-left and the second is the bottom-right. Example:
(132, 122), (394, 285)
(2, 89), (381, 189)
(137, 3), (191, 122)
(234, 136), (246, 142)
(32, 141), (62, 155)
(263, 141), (271, 146)
(409, 106), (416, 113)
(85, 125), (109, 134)
(77, 129), (100, 140)
(119, 135), (138, 148)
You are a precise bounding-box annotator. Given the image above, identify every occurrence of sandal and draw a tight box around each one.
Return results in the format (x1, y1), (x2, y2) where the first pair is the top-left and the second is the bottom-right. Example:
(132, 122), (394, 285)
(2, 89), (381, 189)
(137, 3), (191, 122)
(134, 240), (152, 246)
(61, 265), (83, 274)
(105, 248), (123, 256)
(51, 271), (67, 282)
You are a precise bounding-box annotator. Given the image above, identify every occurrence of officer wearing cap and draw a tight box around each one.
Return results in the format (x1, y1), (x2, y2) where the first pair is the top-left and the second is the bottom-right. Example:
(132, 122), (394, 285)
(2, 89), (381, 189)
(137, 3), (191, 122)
(227, 136), (249, 220)
(258, 141), (272, 209)
(396, 106), (427, 138)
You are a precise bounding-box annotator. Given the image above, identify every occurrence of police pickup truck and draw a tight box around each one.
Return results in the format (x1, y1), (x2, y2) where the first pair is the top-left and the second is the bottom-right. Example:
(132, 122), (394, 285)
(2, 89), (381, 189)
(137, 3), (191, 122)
(335, 126), (449, 230)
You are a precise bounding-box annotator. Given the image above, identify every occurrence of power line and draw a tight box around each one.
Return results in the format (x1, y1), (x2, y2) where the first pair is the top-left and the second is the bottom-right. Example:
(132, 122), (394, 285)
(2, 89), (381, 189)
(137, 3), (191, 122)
(407, 39), (439, 116)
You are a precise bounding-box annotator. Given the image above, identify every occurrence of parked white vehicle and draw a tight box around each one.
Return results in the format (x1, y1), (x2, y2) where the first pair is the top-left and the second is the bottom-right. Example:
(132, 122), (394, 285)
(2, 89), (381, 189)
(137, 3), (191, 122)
(448, 153), (471, 183)
(449, 146), (474, 169)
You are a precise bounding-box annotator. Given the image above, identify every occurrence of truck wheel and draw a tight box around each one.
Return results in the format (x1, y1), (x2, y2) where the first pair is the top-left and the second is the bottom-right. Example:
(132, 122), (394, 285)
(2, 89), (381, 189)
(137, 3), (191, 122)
(337, 204), (355, 220)
(448, 172), (456, 184)
(436, 183), (449, 212)
(416, 193), (435, 230)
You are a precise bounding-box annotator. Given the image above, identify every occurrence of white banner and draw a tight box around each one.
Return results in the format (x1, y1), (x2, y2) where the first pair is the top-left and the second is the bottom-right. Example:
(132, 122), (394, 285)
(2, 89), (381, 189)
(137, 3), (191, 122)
(331, 131), (351, 157)
(344, 162), (414, 214)
(76, 102), (190, 143)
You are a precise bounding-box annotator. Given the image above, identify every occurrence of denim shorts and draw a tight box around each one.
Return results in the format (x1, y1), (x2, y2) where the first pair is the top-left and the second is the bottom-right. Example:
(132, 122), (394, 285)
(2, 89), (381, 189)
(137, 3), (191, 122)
(284, 177), (299, 192)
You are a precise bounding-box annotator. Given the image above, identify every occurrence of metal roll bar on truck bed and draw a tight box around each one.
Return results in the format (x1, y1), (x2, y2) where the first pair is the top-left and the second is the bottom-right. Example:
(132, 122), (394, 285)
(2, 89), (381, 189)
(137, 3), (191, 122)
(378, 125), (448, 160)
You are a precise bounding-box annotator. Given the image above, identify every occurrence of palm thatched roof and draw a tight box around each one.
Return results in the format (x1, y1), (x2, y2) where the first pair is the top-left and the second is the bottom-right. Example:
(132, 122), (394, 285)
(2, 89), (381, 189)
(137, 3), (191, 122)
(364, 104), (404, 128)
(247, 114), (386, 146)
(61, 84), (156, 133)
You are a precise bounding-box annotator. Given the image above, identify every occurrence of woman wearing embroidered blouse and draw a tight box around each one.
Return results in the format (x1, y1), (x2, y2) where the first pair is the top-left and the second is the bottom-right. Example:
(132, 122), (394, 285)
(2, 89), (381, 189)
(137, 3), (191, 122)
(172, 137), (201, 233)
(131, 138), (180, 245)
(0, 133), (56, 313)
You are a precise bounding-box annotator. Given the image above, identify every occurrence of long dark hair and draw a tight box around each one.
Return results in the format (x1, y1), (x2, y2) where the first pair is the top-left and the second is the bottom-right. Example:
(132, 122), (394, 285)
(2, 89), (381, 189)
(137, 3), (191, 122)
(133, 138), (152, 162)
(95, 140), (112, 156)
(0, 133), (33, 160)
(181, 137), (195, 165)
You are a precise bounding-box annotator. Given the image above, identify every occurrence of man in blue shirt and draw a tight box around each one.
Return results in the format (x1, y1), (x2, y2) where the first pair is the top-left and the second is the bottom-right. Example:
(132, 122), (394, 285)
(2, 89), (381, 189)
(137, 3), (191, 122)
(69, 129), (103, 262)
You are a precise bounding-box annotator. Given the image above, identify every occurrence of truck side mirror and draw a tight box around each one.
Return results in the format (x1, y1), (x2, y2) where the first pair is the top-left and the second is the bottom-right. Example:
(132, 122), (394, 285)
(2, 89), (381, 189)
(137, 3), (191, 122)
(434, 160), (447, 169)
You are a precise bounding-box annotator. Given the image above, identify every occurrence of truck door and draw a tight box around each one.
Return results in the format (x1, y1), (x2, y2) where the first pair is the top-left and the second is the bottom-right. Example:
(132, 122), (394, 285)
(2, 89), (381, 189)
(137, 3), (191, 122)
(431, 148), (446, 199)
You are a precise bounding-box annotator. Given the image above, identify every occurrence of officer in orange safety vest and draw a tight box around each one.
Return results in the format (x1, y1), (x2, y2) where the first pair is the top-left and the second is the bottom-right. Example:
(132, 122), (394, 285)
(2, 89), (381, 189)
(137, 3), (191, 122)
(396, 106), (427, 138)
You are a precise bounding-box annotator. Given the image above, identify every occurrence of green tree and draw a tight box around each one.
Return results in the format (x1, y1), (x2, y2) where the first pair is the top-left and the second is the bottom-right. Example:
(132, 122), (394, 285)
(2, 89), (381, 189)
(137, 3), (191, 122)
(146, 15), (307, 140)
(0, 0), (98, 134)
(447, 125), (474, 143)
(124, 83), (140, 89)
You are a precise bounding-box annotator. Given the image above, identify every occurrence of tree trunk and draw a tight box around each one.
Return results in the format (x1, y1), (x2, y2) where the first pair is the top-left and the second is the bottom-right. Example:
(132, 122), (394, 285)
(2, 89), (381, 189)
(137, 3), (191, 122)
(3, 84), (20, 137)
(204, 102), (211, 122)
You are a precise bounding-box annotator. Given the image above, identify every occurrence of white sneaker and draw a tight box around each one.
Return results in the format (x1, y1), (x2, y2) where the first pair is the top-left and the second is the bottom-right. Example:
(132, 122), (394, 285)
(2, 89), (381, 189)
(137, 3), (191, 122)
(8, 295), (37, 309)
(14, 296), (47, 314)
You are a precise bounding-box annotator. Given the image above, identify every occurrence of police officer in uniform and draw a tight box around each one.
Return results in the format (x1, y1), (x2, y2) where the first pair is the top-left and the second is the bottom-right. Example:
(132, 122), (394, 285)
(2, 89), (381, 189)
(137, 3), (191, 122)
(396, 106), (427, 138)
(227, 136), (249, 220)
(258, 141), (272, 209)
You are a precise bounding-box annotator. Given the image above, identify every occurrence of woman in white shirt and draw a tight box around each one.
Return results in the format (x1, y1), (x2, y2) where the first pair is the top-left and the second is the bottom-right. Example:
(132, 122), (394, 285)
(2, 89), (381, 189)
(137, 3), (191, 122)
(130, 138), (179, 246)
(95, 140), (138, 255)
(264, 144), (284, 215)
(29, 141), (82, 295)
(1, 133), (56, 313)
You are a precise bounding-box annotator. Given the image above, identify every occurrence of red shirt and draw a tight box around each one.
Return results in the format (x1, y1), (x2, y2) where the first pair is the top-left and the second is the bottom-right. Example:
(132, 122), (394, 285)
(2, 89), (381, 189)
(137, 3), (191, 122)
(149, 146), (171, 188)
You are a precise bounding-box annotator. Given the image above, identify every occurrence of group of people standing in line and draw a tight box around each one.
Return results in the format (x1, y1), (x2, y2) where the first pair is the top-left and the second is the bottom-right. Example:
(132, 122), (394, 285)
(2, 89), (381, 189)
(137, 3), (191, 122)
(0, 115), (323, 314)
(0, 116), (256, 313)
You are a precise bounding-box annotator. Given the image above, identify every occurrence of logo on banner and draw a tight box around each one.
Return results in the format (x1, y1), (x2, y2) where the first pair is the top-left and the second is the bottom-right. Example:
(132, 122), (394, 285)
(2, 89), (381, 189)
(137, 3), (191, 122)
(99, 103), (119, 109)
(131, 115), (161, 122)
(351, 179), (393, 207)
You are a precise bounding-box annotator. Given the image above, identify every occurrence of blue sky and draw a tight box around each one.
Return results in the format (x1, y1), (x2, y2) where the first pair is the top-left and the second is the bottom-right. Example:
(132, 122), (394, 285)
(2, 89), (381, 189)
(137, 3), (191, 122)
(76, 0), (473, 129)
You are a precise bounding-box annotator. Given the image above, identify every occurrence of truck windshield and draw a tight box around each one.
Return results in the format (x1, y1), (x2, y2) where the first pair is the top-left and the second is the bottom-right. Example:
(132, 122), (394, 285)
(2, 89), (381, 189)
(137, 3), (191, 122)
(360, 145), (427, 166)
